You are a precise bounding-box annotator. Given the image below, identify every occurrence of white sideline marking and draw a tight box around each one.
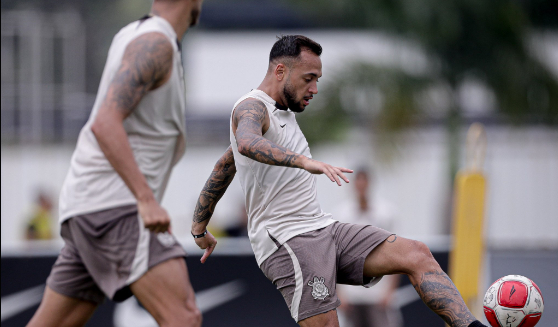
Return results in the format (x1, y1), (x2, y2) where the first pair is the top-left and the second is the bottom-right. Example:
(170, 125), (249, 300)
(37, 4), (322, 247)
(196, 279), (247, 313)
(1, 284), (45, 322)
(113, 280), (247, 327)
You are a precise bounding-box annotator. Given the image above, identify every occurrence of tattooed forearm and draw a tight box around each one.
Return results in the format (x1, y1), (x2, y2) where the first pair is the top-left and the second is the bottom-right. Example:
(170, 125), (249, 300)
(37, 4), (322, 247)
(105, 32), (173, 116)
(193, 147), (237, 224)
(234, 98), (304, 168)
(242, 135), (302, 167)
(412, 270), (475, 327)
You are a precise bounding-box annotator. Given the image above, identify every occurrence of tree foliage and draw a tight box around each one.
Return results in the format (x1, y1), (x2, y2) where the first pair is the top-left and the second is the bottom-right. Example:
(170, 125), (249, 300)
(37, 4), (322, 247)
(292, 0), (558, 145)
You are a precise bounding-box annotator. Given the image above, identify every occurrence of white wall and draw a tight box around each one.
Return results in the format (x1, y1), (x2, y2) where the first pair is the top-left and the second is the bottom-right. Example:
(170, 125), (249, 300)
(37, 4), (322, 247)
(2, 127), (557, 249)
(183, 31), (429, 117)
(484, 128), (558, 248)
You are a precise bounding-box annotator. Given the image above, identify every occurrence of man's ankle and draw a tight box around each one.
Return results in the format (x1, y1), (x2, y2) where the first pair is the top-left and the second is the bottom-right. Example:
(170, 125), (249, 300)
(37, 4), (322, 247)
(468, 320), (488, 327)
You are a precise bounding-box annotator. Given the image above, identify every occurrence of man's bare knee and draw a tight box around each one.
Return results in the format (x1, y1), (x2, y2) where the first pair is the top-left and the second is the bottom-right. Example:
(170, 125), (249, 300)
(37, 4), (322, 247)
(160, 300), (201, 327)
(191, 308), (202, 327)
(167, 310), (202, 327)
(407, 240), (439, 273)
(184, 301), (202, 327)
(184, 289), (202, 326)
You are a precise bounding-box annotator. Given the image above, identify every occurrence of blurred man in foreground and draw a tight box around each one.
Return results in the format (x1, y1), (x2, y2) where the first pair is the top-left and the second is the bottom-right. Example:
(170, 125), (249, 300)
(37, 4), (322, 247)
(191, 35), (488, 327)
(28, 1), (204, 326)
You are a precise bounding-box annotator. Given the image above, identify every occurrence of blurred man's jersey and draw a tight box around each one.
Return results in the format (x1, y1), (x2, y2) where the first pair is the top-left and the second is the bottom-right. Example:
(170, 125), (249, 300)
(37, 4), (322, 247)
(59, 16), (186, 223)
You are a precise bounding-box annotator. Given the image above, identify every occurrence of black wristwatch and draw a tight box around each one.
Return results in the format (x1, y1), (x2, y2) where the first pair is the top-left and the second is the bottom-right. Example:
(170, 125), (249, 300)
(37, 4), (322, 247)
(191, 230), (208, 239)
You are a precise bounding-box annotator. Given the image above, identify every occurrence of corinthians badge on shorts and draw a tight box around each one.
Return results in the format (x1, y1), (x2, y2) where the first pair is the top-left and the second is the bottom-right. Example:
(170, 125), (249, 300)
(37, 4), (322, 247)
(308, 277), (329, 300)
(157, 232), (176, 247)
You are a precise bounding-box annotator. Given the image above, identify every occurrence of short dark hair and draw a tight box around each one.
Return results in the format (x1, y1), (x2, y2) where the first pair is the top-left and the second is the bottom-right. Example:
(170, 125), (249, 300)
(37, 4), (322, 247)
(269, 35), (322, 65)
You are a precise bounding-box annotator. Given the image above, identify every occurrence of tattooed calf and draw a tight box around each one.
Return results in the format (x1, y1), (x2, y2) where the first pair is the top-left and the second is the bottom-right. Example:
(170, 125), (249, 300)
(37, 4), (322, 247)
(412, 270), (475, 327)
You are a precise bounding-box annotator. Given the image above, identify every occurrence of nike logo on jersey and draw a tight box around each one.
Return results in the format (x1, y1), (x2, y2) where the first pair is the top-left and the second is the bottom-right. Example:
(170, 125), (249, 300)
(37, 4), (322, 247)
(280, 124), (286, 128)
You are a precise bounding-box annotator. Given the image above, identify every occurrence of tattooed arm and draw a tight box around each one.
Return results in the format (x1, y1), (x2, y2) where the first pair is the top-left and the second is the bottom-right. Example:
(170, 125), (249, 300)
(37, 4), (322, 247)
(233, 98), (352, 186)
(191, 146), (236, 263)
(91, 32), (173, 233)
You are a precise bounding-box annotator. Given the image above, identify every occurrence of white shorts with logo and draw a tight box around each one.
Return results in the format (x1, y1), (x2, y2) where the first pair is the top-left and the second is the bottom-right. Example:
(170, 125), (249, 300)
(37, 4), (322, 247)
(260, 222), (393, 322)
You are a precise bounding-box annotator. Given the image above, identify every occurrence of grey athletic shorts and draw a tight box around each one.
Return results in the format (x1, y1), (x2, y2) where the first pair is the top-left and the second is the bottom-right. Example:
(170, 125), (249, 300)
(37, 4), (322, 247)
(260, 222), (393, 322)
(47, 205), (186, 304)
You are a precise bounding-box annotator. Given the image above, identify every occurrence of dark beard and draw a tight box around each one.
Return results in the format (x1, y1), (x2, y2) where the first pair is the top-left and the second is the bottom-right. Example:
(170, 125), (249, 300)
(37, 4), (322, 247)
(283, 80), (304, 113)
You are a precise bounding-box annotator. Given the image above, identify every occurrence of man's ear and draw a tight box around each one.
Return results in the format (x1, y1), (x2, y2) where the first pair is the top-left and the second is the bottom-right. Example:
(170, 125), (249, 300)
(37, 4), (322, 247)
(275, 63), (286, 81)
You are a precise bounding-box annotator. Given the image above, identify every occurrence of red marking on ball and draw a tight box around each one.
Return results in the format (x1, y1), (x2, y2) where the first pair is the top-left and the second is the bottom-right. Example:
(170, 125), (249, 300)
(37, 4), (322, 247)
(484, 306), (502, 327)
(499, 281), (528, 308)
(518, 313), (542, 327)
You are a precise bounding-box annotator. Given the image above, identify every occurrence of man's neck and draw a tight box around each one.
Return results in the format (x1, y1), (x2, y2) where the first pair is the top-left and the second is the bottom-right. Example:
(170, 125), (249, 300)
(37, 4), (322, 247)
(151, 4), (191, 40)
(258, 77), (287, 108)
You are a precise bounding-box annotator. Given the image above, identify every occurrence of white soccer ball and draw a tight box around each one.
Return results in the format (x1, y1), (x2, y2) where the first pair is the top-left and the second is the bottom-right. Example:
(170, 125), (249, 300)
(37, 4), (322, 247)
(483, 275), (544, 327)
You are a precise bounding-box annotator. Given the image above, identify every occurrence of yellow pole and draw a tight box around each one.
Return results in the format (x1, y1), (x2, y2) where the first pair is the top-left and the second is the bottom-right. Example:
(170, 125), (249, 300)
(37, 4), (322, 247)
(449, 123), (487, 312)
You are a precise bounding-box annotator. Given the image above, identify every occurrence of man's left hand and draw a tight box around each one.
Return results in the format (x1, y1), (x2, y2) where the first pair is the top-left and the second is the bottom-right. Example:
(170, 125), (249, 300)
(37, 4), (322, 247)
(194, 230), (217, 264)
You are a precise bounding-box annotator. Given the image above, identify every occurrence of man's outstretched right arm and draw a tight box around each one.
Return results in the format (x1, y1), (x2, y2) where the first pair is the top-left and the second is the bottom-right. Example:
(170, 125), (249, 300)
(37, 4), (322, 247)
(233, 98), (352, 185)
(191, 146), (237, 263)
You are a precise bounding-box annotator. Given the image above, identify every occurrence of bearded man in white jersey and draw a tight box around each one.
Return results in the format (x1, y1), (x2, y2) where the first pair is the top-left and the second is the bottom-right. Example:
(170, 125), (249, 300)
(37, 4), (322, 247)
(27, 1), (204, 327)
(191, 35), (488, 327)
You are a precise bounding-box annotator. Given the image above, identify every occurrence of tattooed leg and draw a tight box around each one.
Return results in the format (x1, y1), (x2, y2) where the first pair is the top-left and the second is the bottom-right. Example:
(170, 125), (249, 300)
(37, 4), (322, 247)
(411, 270), (476, 327)
(364, 237), (477, 327)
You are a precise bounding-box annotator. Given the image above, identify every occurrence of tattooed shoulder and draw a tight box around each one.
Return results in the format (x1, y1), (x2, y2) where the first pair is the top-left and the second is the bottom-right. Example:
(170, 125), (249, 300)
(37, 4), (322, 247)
(109, 32), (173, 115)
(124, 32), (174, 87)
(233, 98), (268, 131)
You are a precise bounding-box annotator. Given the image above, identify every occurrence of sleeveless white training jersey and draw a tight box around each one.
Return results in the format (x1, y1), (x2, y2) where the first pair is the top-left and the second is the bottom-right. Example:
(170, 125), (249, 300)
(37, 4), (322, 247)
(230, 89), (336, 266)
(59, 16), (186, 223)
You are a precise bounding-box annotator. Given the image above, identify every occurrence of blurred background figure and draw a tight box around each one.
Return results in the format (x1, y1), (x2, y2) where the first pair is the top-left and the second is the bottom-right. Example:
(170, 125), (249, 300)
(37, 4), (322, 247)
(336, 169), (402, 327)
(25, 189), (54, 240)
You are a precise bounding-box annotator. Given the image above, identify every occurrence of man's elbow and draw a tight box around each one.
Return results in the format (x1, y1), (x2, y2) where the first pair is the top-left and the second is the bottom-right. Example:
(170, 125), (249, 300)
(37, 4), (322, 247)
(91, 108), (124, 136)
(237, 144), (247, 157)
(237, 141), (250, 157)
(91, 115), (112, 140)
(90, 119), (102, 137)
(91, 116), (108, 138)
